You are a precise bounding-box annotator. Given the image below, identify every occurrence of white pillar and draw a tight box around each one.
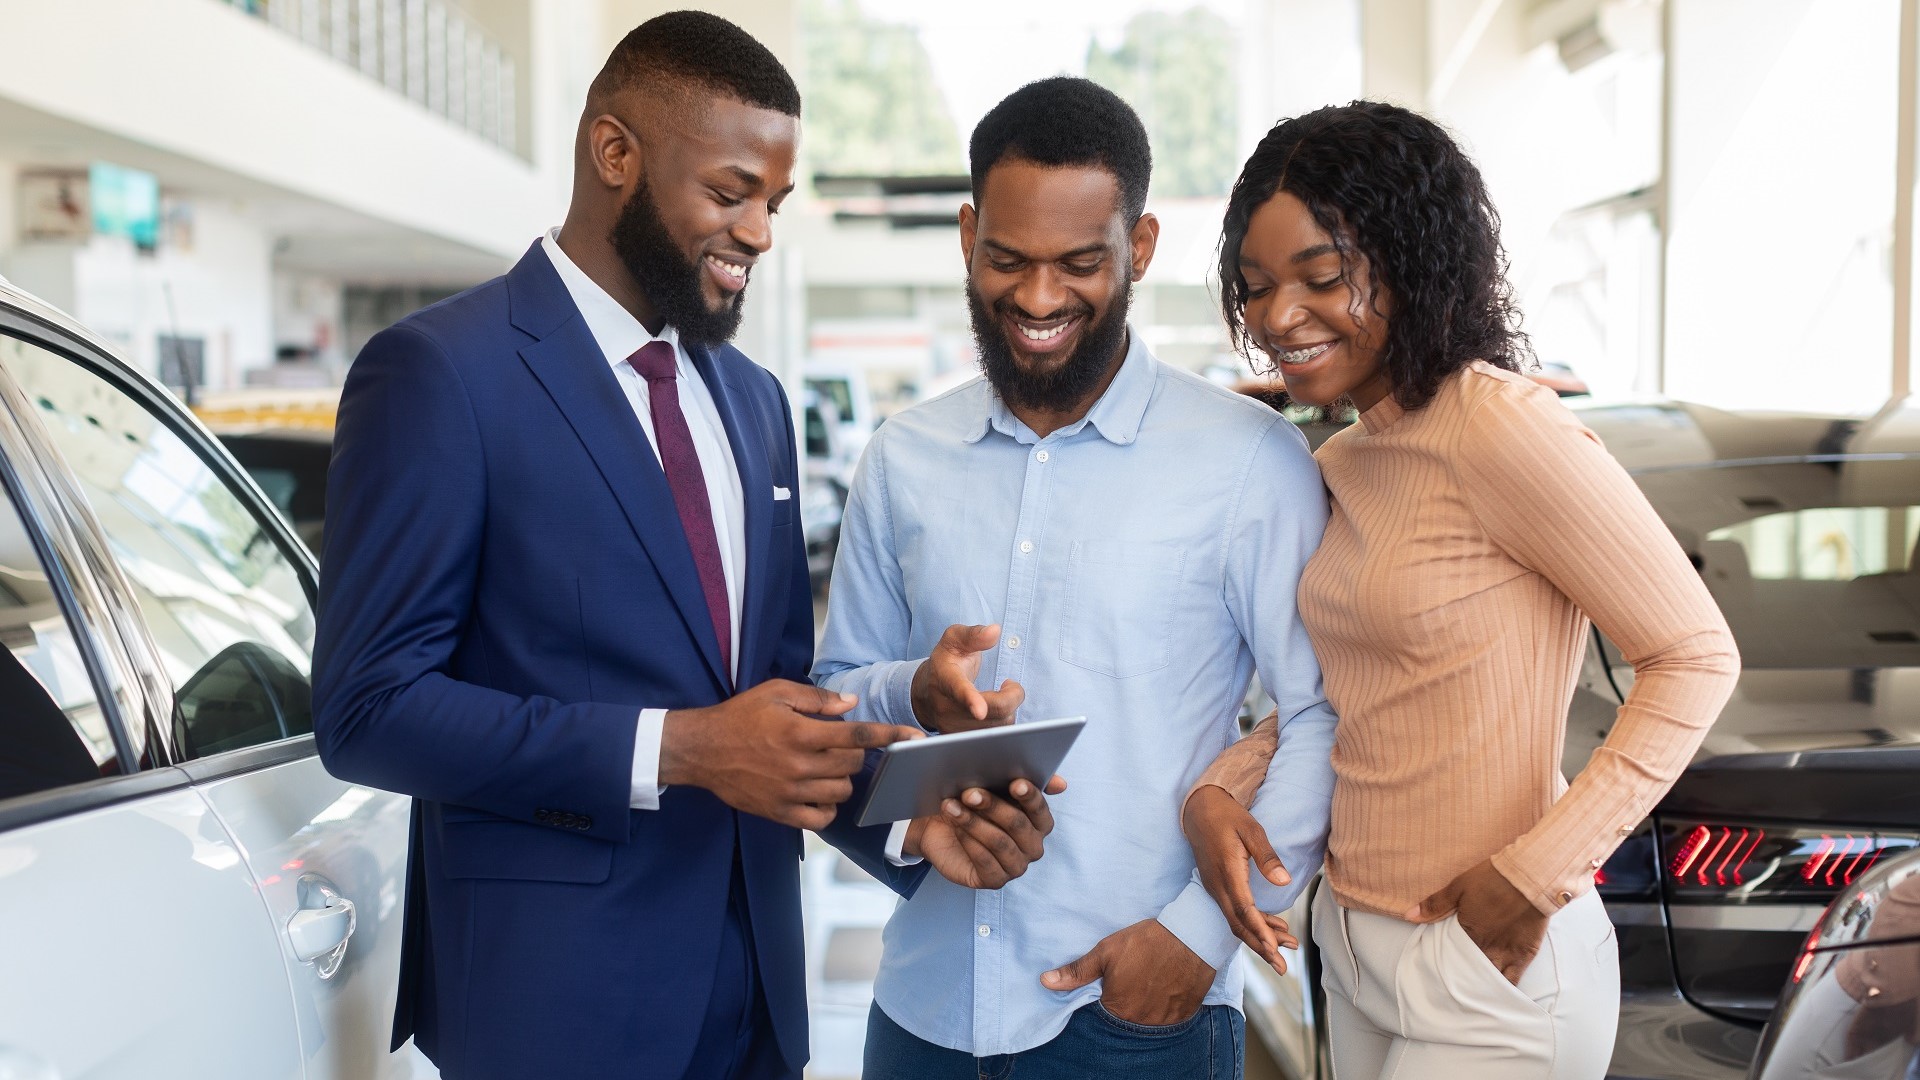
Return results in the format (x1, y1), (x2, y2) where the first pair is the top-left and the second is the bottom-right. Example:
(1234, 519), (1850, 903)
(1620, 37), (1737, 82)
(1361, 0), (1430, 109)
(1243, 0), (1363, 141)
(1894, 0), (1918, 402)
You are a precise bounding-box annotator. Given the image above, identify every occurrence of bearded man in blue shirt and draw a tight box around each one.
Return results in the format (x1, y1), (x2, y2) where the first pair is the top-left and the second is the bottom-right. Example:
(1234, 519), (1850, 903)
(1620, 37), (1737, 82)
(813, 77), (1339, 1077)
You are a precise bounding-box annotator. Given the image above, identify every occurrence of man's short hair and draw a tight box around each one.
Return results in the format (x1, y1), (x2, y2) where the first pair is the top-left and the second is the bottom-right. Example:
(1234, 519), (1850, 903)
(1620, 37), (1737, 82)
(969, 77), (1152, 224)
(590, 10), (800, 118)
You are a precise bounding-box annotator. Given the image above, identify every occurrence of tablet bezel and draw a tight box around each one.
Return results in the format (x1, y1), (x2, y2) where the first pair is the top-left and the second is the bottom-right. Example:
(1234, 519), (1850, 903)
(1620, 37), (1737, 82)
(854, 715), (1086, 828)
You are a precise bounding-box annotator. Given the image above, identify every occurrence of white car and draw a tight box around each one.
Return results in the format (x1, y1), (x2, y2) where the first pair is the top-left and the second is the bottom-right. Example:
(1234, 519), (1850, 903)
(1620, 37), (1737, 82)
(0, 277), (424, 1079)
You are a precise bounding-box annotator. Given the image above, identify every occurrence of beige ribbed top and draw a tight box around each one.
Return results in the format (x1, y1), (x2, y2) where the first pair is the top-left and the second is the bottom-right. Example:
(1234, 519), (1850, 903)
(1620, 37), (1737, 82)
(1200, 362), (1740, 918)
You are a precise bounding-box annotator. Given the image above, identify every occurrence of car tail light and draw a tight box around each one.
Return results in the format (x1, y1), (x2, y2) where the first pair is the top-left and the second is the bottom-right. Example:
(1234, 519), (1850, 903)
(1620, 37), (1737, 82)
(1658, 820), (1920, 903)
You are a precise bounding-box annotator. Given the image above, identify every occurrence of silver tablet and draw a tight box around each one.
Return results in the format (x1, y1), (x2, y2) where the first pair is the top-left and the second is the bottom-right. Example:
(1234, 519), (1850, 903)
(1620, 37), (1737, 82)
(855, 716), (1086, 827)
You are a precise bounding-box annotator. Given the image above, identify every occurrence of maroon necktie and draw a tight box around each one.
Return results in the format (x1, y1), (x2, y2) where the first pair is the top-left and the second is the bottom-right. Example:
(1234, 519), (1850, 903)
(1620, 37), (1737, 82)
(631, 340), (731, 677)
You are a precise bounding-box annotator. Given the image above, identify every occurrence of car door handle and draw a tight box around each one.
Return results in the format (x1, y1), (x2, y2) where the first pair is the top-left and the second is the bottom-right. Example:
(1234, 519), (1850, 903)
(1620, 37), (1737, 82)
(0, 1046), (61, 1079)
(287, 875), (356, 979)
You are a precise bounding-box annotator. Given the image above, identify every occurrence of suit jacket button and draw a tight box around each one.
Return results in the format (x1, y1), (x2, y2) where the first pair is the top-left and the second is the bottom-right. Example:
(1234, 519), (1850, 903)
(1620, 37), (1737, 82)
(576, 816), (593, 831)
(534, 809), (551, 824)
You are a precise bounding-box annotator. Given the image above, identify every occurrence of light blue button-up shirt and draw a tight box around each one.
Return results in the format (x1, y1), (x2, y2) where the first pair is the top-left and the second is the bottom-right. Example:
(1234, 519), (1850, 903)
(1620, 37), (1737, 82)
(813, 331), (1338, 1055)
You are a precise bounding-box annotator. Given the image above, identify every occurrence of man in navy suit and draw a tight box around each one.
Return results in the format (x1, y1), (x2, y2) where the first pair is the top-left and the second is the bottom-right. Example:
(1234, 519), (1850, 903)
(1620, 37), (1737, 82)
(313, 13), (1061, 1080)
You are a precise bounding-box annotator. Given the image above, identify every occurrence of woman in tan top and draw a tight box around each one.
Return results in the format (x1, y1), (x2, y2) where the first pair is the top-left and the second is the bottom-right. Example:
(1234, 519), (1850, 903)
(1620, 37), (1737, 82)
(1184, 102), (1740, 1077)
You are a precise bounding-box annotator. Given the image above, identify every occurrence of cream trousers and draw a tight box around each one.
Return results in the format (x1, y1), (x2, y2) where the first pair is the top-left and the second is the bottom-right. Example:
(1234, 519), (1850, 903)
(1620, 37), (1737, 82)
(1313, 885), (1620, 1079)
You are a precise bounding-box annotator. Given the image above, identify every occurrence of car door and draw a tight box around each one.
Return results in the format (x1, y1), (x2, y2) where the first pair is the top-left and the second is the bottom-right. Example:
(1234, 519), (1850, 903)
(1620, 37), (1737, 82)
(0, 304), (428, 1078)
(0, 323), (303, 1080)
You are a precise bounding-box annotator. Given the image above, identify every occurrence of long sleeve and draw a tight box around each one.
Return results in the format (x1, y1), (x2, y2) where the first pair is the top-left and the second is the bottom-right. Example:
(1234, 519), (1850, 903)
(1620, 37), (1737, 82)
(1459, 381), (1740, 914)
(812, 427), (925, 727)
(1157, 419), (1337, 969)
(798, 415), (930, 895)
(312, 324), (637, 841)
(1192, 711), (1279, 809)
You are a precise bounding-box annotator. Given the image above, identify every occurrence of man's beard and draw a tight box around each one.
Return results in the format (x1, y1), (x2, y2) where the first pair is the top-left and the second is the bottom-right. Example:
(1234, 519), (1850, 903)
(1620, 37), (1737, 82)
(609, 178), (745, 347)
(966, 275), (1131, 413)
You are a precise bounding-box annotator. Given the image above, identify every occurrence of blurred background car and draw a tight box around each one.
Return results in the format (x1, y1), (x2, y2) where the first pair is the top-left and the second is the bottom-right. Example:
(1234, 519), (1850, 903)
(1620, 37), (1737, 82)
(216, 428), (332, 556)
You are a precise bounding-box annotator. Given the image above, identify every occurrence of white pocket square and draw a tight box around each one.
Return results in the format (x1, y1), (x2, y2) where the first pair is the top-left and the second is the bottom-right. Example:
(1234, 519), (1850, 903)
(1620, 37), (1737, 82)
(773, 486), (792, 501)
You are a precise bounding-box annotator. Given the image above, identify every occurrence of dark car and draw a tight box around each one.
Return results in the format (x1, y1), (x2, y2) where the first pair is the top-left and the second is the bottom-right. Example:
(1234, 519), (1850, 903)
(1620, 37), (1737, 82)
(1244, 398), (1920, 1080)
(216, 429), (331, 556)
(1743, 844), (1920, 1079)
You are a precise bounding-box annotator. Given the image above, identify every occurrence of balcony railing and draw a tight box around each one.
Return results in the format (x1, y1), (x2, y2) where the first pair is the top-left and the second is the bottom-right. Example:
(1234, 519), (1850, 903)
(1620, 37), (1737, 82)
(221, 0), (521, 158)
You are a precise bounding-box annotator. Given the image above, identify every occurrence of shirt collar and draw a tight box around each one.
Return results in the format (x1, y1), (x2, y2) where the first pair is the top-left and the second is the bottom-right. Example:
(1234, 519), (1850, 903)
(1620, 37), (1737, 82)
(963, 327), (1157, 446)
(540, 227), (680, 370)
(1358, 392), (1404, 434)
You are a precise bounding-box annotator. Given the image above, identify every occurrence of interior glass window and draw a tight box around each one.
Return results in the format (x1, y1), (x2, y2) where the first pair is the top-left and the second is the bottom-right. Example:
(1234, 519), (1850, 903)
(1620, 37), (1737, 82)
(0, 335), (314, 760)
(0, 455), (112, 799)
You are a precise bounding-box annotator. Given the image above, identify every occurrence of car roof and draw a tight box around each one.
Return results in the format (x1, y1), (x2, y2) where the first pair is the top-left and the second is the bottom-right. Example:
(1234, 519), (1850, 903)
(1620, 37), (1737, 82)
(1570, 398), (1917, 475)
(0, 277), (162, 399)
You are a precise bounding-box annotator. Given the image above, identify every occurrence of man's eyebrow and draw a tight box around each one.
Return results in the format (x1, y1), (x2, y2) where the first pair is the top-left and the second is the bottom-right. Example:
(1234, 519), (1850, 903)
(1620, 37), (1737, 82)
(982, 240), (1109, 261)
(716, 165), (763, 188)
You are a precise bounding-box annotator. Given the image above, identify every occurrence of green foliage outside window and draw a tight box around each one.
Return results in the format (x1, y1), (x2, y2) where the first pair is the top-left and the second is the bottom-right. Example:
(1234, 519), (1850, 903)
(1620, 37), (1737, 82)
(1086, 7), (1239, 198)
(801, 0), (965, 177)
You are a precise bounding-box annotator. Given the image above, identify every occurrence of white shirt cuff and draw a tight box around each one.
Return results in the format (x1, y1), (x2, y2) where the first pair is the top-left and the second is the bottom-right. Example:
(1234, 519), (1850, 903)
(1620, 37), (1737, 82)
(884, 819), (922, 866)
(631, 708), (669, 810)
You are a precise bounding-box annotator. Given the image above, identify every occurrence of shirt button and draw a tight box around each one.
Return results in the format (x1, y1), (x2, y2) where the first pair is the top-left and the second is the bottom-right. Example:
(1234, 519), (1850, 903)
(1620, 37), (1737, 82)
(1557, 890), (1574, 905)
(1618, 824), (1633, 836)
(978, 924), (991, 937)
(1019, 540), (1033, 554)
(1006, 635), (1021, 649)
(1035, 450), (1050, 463)
(1590, 857), (1604, 869)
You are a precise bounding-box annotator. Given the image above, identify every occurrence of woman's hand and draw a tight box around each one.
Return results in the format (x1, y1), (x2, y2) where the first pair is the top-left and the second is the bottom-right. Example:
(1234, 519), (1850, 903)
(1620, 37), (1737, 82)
(1181, 784), (1299, 972)
(1409, 858), (1548, 985)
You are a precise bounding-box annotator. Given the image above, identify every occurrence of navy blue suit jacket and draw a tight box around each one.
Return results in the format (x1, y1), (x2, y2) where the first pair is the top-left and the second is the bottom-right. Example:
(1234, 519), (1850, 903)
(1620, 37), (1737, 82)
(312, 242), (927, 1080)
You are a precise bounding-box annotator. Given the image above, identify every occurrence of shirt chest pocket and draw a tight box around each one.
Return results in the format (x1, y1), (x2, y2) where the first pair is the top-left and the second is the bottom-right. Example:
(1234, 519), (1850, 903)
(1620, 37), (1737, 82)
(1058, 539), (1186, 679)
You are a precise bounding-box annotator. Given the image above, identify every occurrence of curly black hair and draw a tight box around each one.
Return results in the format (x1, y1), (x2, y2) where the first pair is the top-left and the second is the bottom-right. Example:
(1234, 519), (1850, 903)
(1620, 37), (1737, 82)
(592, 10), (800, 117)
(1218, 101), (1531, 410)
(970, 77), (1152, 224)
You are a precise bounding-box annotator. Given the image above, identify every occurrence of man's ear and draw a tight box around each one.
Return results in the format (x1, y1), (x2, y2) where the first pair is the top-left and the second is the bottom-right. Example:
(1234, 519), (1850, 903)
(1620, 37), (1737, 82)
(586, 114), (640, 191)
(958, 203), (978, 269)
(1129, 212), (1161, 282)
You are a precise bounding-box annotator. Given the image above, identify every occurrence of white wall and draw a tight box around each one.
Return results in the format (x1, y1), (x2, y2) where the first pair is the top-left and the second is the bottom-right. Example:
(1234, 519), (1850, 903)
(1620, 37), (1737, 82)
(0, 161), (16, 279)
(1664, 0), (1900, 413)
(60, 200), (276, 392)
(273, 273), (349, 369)
(0, 0), (560, 262)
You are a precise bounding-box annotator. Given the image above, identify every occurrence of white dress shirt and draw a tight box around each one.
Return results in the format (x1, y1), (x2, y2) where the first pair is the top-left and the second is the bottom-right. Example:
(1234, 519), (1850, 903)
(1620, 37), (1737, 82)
(540, 229), (744, 810)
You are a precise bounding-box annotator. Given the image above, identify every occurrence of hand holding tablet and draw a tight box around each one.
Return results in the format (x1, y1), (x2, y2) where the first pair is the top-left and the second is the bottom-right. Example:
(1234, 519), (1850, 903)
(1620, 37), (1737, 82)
(856, 716), (1086, 827)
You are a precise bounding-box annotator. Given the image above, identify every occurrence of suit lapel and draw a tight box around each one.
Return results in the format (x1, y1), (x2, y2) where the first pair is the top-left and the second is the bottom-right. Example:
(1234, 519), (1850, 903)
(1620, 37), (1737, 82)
(688, 341), (772, 690)
(508, 248), (730, 691)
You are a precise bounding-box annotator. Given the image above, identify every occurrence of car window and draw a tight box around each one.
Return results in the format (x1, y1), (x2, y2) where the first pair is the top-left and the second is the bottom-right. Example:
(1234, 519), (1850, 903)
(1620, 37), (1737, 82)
(1639, 458), (1920, 671)
(805, 404), (831, 459)
(0, 448), (113, 799)
(0, 336), (315, 761)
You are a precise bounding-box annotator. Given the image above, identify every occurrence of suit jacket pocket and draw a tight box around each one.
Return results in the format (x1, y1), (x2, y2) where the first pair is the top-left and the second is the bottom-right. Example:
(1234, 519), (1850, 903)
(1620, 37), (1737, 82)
(438, 814), (615, 884)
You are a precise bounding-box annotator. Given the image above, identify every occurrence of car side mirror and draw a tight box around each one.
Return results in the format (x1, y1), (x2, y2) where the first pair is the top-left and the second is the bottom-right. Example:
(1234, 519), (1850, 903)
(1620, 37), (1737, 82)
(173, 642), (313, 759)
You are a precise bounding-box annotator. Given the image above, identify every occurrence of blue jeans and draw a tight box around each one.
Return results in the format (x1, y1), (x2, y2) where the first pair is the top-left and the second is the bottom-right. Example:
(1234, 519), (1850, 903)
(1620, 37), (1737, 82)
(862, 1000), (1245, 1079)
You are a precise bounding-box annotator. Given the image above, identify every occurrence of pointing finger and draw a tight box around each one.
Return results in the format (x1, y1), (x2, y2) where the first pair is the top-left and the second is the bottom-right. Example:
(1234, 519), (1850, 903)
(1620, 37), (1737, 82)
(940, 622), (1001, 656)
(783, 682), (858, 717)
(814, 720), (921, 750)
(979, 681), (1023, 724)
